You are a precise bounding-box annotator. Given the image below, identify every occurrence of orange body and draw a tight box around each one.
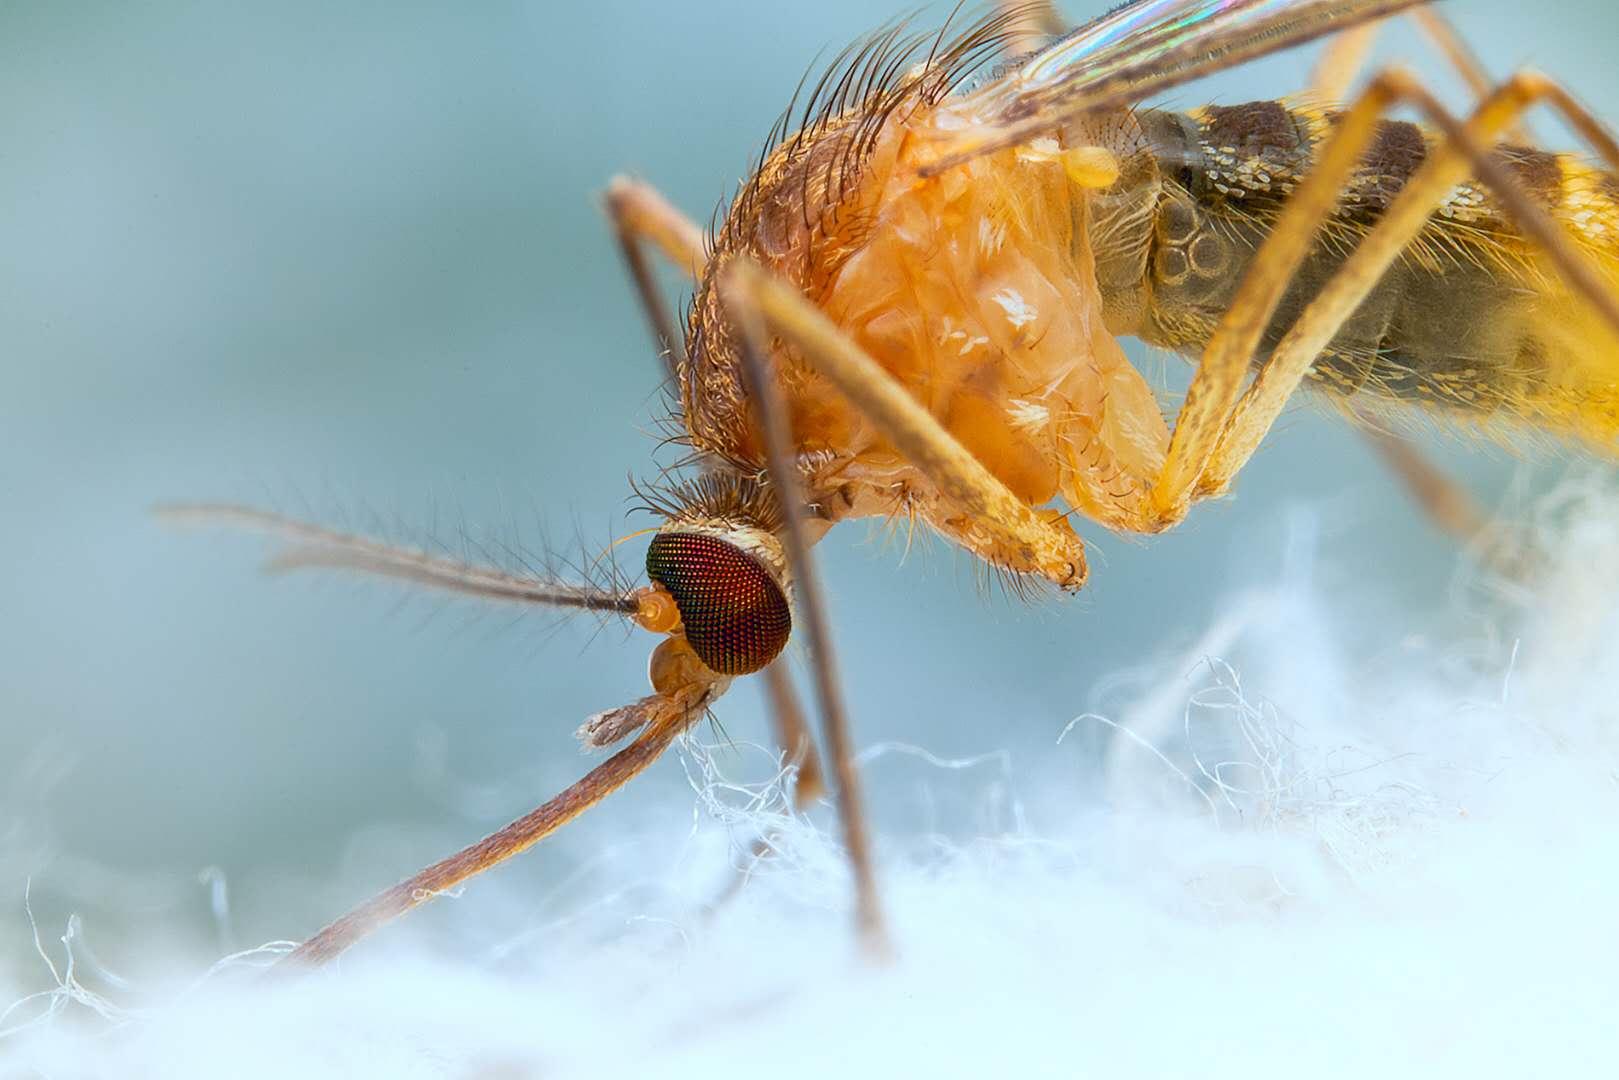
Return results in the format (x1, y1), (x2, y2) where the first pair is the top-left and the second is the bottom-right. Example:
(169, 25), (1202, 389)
(685, 77), (1619, 559)
(688, 99), (1171, 551)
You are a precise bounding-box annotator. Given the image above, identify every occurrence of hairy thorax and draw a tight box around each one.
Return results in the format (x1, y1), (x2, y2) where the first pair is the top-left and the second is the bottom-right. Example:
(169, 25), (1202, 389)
(685, 102), (1171, 542)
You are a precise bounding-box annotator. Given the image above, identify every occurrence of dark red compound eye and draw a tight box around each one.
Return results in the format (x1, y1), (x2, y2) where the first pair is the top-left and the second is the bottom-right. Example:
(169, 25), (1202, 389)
(645, 532), (791, 676)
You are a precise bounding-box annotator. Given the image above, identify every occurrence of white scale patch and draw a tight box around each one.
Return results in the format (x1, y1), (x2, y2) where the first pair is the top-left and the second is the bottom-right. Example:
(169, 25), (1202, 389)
(1007, 399), (1051, 432)
(991, 288), (1038, 329)
(977, 216), (1008, 256)
(937, 317), (990, 357)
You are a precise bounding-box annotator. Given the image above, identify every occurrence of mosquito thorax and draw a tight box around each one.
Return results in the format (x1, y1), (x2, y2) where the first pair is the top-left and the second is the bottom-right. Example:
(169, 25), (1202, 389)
(641, 519), (791, 677)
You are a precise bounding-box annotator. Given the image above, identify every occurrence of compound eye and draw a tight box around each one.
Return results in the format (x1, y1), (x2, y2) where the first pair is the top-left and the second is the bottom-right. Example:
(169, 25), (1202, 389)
(645, 532), (791, 676)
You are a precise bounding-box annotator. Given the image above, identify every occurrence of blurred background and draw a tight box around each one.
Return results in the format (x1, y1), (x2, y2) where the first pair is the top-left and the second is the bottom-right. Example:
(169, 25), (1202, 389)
(2, 0), (1612, 982)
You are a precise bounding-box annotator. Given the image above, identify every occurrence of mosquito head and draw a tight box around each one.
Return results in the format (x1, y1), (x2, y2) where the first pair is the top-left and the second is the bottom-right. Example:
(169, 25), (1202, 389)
(628, 474), (792, 678)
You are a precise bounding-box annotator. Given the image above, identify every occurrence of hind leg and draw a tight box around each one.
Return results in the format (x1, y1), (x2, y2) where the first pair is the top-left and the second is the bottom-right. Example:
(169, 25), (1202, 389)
(1311, 5), (1541, 556)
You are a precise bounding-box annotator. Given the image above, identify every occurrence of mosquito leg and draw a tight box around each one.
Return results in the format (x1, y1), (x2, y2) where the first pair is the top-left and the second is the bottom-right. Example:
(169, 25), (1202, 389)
(762, 658), (826, 808)
(1017, 0), (1520, 558)
(1310, 4), (1521, 119)
(1368, 11), (1553, 557)
(1306, 9), (1537, 555)
(1353, 419), (1535, 576)
(1357, 423), (1488, 542)
(1349, 413), (1499, 562)
(607, 182), (830, 814)
(1143, 73), (1422, 526)
(1312, 20), (1385, 103)
(1309, 5), (1535, 159)
(603, 177), (830, 812)
(604, 176), (708, 379)
(721, 263), (890, 960)
(603, 175), (706, 280)
(1407, 6), (1531, 145)
(1197, 69), (1619, 500)
(1141, 68), (1619, 524)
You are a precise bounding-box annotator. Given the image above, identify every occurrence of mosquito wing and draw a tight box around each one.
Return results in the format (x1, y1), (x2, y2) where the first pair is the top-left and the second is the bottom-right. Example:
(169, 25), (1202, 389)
(926, 0), (1431, 171)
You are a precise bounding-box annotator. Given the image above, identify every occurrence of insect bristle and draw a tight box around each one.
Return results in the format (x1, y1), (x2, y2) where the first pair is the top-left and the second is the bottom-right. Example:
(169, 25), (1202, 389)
(630, 471), (785, 535)
(974, 548), (1058, 607)
(712, 5), (1028, 261)
(859, 486), (1057, 608)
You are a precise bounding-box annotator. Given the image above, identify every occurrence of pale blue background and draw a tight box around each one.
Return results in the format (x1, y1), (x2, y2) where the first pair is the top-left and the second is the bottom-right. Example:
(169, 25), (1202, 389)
(1, 0), (1608, 972)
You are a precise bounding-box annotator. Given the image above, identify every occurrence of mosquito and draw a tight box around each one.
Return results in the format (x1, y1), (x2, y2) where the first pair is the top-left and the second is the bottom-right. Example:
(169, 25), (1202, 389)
(163, 0), (1619, 965)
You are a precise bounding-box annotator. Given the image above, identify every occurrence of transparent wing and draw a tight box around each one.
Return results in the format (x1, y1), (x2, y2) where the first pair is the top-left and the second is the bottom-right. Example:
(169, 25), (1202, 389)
(927, 0), (1431, 171)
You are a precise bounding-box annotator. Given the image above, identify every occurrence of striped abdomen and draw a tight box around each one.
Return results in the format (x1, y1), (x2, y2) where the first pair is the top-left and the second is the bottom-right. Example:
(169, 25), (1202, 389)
(1087, 99), (1619, 451)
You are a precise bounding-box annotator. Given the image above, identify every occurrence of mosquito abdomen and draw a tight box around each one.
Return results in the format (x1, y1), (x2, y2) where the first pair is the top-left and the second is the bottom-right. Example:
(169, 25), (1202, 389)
(1091, 99), (1619, 451)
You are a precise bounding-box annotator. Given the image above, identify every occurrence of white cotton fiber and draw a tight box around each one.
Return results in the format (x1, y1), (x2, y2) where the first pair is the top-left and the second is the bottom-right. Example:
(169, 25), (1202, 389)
(6, 484), (1619, 1078)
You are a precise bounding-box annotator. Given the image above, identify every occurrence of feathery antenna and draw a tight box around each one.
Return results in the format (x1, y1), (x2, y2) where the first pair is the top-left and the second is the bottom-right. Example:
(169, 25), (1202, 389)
(154, 503), (641, 616)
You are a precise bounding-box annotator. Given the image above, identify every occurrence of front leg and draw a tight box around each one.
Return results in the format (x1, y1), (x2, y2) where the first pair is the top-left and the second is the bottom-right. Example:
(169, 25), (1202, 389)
(604, 175), (708, 378)
(928, 498), (1087, 592)
(602, 176), (835, 855)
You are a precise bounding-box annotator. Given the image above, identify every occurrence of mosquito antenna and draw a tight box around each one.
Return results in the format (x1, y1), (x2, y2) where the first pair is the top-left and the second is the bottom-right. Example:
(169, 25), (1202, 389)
(155, 503), (641, 616)
(721, 262), (890, 960)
